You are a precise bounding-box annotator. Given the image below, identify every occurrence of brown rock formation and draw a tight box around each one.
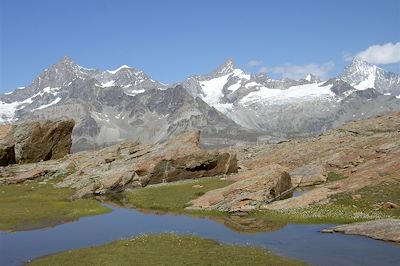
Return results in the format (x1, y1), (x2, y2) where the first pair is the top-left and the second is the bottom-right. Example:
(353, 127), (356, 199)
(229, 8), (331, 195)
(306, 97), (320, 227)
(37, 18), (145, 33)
(0, 120), (75, 166)
(66, 131), (237, 198)
(223, 112), (400, 210)
(1, 130), (238, 199)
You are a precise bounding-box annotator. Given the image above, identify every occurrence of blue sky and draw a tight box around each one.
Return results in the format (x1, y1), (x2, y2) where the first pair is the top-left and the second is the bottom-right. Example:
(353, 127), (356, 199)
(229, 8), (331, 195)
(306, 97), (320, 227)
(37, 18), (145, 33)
(1, 0), (399, 92)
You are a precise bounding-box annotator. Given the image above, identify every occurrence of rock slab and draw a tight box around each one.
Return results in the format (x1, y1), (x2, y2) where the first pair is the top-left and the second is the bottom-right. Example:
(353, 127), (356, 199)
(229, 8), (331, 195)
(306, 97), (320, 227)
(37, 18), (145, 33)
(187, 164), (291, 212)
(324, 219), (400, 243)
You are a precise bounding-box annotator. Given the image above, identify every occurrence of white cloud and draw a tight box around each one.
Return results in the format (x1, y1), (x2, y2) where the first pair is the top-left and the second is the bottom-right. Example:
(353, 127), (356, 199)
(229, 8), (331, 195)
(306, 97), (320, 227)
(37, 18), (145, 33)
(259, 66), (269, 73)
(259, 61), (334, 80)
(247, 60), (262, 68)
(342, 51), (354, 62)
(348, 42), (400, 64)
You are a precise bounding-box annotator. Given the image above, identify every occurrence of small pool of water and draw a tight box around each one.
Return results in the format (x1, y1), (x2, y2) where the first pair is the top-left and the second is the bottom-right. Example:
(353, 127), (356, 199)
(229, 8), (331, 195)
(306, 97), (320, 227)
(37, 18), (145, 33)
(1, 204), (399, 266)
(292, 186), (315, 197)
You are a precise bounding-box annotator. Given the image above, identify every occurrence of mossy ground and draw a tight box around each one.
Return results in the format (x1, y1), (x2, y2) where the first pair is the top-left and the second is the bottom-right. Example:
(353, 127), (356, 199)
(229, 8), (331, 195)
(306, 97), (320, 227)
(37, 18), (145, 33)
(0, 180), (110, 231)
(253, 180), (400, 224)
(124, 177), (233, 214)
(28, 234), (307, 266)
(331, 180), (400, 218)
(327, 171), (347, 182)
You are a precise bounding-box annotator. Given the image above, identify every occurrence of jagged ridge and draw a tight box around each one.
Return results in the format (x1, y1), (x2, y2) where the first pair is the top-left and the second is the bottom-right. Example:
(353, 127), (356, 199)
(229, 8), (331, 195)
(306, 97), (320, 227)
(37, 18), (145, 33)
(1, 57), (399, 151)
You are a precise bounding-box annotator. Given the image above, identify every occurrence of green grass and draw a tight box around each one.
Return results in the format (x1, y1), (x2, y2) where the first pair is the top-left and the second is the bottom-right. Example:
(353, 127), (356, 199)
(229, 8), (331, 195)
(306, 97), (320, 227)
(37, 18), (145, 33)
(28, 234), (307, 266)
(124, 177), (233, 213)
(0, 180), (110, 231)
(327, 171), (347, 182)
(331, 180), (400, 218)
(252, 181), (400, 224)
(251, 205), (374, 224)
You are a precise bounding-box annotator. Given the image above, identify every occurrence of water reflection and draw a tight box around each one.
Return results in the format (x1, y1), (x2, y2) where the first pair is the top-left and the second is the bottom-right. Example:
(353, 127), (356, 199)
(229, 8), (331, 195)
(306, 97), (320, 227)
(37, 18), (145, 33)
(105, 197), (286, 234)
(1, 204), (399, 266)
(210, 215), (286, 233)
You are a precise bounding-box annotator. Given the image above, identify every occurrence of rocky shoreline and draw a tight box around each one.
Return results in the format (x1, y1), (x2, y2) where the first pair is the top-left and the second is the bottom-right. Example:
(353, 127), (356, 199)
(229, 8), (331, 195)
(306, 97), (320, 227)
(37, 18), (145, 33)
(322, 219), (400, 243)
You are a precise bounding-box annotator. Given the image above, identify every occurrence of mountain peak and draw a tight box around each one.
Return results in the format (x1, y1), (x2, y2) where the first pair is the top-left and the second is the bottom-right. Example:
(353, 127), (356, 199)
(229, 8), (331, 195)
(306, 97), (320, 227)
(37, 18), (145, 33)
(304, 73), (320, 83)
(107, 65), (133, 74)
(214, 58), (236, 75)
(341, 57), (377, 79)
(350, 57), (373, 68)
(59, 55), (75, 65)
(340, 56), (400, 94)
(53, 55), (78, 70)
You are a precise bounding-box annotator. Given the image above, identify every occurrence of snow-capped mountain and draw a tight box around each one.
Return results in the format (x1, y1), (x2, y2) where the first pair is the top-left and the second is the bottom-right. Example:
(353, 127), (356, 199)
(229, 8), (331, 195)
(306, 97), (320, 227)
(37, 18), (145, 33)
(0, 56), (164, 123)
(340, 57), (400, 96)
(0, 57), (251, 151)
(180, 58), (400, 136)
(180, 59), (315, 114)
(1, 56), (399, 151)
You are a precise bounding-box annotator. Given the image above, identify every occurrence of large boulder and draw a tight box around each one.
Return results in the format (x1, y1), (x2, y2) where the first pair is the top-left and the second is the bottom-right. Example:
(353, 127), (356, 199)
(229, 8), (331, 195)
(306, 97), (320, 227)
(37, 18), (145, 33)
(0, 120), (75, 166)
(187, 164), (292, 212)
(147, 152), (237, 185)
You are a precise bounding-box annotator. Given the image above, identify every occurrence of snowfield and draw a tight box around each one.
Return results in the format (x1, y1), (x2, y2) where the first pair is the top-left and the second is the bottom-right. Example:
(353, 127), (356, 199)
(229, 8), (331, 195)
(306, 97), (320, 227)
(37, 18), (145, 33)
(240, 83), (335, 106)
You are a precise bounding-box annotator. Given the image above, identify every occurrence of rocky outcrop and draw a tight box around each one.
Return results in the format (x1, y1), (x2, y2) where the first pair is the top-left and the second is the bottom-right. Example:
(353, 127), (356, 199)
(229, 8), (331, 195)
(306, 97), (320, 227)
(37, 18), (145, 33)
(322, 219), (400, 243)
(224, 112), (400, 210)
(0, 120), (74, 166)
(187, 164), (291, 212)
(174, 112), (400, 213)
(0, 131), (238, 199)
(65, 131), (237, 199)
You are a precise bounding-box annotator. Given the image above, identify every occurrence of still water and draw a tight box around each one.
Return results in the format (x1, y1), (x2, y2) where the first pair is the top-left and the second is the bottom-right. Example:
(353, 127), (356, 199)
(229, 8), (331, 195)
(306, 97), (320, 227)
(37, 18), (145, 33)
(1, 204), (399, 266)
